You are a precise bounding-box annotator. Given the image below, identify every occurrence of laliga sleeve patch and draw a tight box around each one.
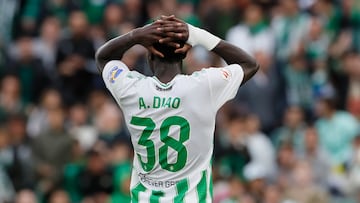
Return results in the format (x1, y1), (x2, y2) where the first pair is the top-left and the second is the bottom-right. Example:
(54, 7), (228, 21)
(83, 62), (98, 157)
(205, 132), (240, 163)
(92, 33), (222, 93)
(221, 69), (231, 81)
(108, 66), (123, 83)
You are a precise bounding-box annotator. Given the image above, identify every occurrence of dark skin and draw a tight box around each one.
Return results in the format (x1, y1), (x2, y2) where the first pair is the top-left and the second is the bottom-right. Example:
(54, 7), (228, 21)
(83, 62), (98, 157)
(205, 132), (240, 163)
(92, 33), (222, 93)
(95, 15), (259, 84)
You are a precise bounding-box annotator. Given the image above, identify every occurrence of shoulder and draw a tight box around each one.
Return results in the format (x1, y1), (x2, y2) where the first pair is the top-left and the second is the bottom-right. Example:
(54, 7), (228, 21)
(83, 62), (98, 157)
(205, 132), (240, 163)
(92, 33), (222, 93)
(102, 60), (145, 81)
(189, 65), (242, 78)
(207, 64), (243, 78)
(102, 60), (148, 92)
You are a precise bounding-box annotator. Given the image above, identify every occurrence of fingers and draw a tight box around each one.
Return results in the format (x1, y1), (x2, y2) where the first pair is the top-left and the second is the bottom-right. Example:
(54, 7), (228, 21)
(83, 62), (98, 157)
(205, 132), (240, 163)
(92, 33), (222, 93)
(157, 25), (187, 33)
(160, 15), (176, 21)
(156, 16), (185, 26)
(148, 46), (164, 58)
(154, 17), (188, 36)
(160, 15), (184, 23)
(157, 24), (188, 40)
(159, 32), (186, 42)
(174, 44), (192, 54)
(155, 21), (183, 29)
(159, 37), (181, 48)
(158, 15), (177, 21)
(165, 41), (181, 48)
(152, 20), (186, 35)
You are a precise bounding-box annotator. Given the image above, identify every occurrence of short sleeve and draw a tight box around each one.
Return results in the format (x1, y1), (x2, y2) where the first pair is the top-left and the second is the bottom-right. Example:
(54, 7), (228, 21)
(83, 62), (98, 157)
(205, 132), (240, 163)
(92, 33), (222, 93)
(206, 64), (244, 110)
(102, 60), (130, 98)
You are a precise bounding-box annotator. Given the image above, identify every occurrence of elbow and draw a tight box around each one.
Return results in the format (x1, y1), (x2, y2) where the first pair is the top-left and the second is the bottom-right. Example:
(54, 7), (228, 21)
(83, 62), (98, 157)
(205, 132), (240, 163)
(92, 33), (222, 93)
(240, 60), (259, 85)
(95, 48), (102, 64)
(253, 61), (260, 74)
(95, 48), (105, 73)
(248, 58), (260, 76)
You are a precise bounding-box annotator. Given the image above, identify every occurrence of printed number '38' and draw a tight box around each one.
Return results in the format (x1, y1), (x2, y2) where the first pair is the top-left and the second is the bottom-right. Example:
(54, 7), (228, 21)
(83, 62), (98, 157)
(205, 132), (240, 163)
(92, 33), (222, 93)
(130, 116), (190, 172)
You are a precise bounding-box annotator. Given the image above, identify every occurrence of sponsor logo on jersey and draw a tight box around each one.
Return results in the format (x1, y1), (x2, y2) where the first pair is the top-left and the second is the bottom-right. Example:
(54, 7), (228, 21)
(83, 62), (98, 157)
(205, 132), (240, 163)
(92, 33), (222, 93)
(138, 173), (178, 188)
(108, 66), (123, 83)
(221, 69), (231, 80)
(156, 85), (172, 91)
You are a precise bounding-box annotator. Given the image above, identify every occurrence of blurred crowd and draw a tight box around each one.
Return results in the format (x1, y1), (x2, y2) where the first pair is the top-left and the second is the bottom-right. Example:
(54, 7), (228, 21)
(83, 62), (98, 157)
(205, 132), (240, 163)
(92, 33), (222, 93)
(0, 0), (360, 203)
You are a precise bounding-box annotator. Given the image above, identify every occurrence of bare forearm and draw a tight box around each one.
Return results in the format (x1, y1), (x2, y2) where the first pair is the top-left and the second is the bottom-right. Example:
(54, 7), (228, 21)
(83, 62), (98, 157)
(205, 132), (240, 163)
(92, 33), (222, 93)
(95, 31), (136, 72)
(212, 40), (259, 85)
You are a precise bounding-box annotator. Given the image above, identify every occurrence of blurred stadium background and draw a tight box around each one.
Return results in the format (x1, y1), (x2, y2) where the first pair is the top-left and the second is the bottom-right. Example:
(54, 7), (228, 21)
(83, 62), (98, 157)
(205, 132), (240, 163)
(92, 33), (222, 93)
(0, 0), (360, 202)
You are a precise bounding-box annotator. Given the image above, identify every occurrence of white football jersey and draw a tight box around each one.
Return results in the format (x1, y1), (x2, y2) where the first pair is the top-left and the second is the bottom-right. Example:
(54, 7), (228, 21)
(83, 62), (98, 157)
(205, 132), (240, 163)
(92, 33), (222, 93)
(102, 60), (244, 203)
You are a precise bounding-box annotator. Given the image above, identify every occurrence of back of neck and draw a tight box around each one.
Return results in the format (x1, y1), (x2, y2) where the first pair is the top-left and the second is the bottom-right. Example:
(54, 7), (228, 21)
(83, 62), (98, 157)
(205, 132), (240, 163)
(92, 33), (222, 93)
(154, 63), (181, 83)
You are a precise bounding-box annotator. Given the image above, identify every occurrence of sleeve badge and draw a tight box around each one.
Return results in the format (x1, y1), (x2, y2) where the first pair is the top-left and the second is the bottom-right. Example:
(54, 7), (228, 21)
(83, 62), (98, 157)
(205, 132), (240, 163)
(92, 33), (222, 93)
(108, 66), (123, 83)
(221, 69), (231, 81)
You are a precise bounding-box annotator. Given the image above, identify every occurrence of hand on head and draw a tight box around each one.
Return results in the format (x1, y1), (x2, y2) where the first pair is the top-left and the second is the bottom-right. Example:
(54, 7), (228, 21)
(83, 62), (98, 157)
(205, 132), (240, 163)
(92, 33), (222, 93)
(133, 15), (192, 58)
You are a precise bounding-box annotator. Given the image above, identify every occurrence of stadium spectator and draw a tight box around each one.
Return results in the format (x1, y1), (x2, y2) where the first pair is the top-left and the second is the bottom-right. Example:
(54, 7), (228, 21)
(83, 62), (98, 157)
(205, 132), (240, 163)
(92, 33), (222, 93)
(14, 189), (36, 203)
(263, 185), (284, 203)
(311, 0), (341, 39)
(342, 51), (360, 120)
(77, 149), (114, 201)
(68, 103), (98, 152)
(297, 126), (331, 187)
(202, 0), (239, 39)
(109, 138), (132, 203)
(272, 106), (307, 151)
(32, 107), (73, 195)
(283, 160), (329, 203)
(244, 163), (268, 203)
(48, 189), (71, 203)
(227, 3), (274, 56)
(315, 97), (359, 167)
(103, 4), (125, 40)
(275, 143), (297, 191)
(122, 0), (145, 26)
(243, 114), (276, 180)
(215, 176), (247, 203)
(235, 51), (286, 133)
(56, 11), (96, 104)
(272, 0), (310, 63)
(4, 115), (35, 191)
(301, 16), (331, 63)
(32, 17), (61, 82)
(0, 75), (26, 123)
(82, 0), (107, 26)
(283, 55), (313, 111)
(26, 88), (62, 138)
(7, 36), (50, 105)
(95, 101), (127, 144)
(215, 108), (250, 180)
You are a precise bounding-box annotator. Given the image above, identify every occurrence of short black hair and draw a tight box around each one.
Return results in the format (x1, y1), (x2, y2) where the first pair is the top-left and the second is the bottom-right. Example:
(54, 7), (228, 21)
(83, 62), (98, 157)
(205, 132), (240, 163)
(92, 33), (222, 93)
(151, 41), (187, 62)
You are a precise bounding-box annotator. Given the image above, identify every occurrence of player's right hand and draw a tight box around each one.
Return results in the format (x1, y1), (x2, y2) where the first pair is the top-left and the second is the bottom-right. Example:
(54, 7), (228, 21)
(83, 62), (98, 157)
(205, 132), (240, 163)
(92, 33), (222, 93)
(132, 22), (167, 58)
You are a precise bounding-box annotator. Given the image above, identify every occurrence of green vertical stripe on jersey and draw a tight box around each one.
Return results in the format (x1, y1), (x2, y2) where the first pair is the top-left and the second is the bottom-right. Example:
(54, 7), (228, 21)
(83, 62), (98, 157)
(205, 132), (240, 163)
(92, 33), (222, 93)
(131, 183), (146, 203)
(174, 178), (189, 203)
(150, 190), (164, 203)
(209, 171), (213, 199)
(197, 171), (207, 203)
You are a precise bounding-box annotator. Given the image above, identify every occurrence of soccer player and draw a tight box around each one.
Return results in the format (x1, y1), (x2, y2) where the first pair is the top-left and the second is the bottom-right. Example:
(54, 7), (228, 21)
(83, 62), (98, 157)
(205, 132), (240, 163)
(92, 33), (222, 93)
(95, 15), (259, 203)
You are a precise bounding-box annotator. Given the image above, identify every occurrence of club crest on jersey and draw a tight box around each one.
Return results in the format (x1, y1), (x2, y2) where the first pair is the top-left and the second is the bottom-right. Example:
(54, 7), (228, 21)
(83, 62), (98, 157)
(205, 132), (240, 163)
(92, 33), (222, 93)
(221, 69), (231, 80)
(108, 66), (123, 83)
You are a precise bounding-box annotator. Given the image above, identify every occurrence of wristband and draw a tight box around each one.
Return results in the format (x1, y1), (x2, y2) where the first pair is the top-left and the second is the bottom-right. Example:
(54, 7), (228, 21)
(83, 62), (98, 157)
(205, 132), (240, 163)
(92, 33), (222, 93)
(187, 24), (221, 51)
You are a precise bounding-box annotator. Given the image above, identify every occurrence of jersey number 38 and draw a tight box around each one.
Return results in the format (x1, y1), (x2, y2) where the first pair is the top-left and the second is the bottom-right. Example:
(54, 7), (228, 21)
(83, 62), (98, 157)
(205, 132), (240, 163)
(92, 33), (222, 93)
(130, 116), (190, 172)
